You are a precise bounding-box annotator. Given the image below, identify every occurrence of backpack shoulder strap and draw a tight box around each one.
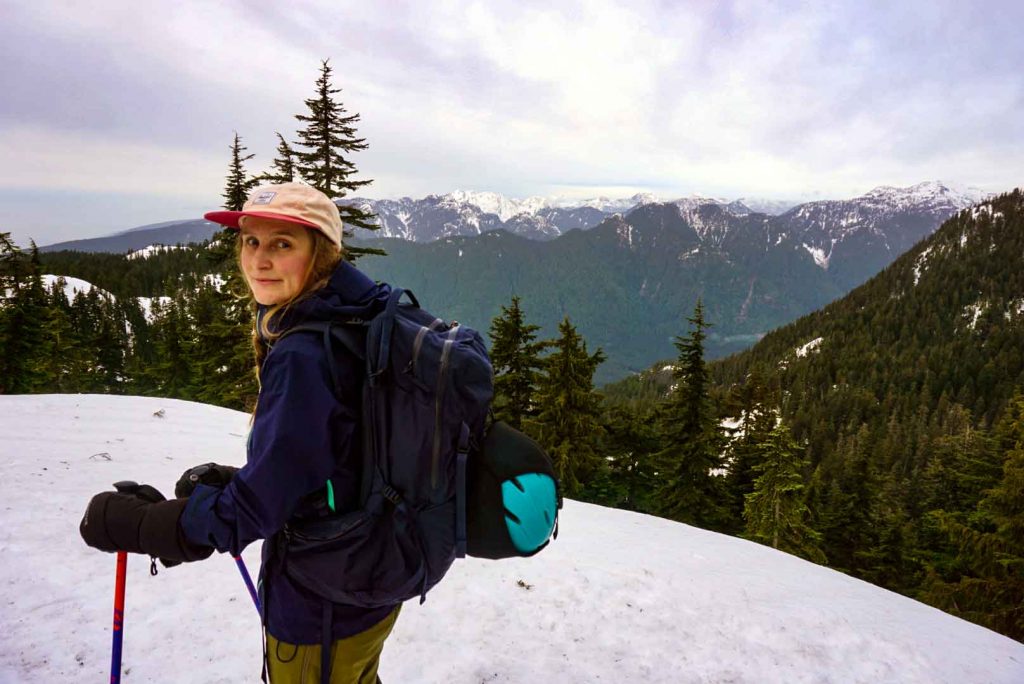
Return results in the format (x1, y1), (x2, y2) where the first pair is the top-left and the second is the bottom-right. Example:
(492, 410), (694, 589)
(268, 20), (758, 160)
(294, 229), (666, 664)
(278, 321), (368, 396)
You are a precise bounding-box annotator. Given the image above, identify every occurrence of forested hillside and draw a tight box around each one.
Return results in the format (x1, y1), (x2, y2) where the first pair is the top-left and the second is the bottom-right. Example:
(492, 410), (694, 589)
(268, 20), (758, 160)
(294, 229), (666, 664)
(604, 190), (1024, 639)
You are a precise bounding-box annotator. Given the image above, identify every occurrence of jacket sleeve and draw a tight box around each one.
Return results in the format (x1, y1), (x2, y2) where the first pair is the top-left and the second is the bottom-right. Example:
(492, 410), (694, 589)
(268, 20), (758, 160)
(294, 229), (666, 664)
(180, 341), (358, 556)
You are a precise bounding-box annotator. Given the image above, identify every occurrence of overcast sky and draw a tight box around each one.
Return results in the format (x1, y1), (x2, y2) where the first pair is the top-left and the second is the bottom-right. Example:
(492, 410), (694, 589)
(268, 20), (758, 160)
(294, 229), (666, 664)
(2, 0), (1022, 246)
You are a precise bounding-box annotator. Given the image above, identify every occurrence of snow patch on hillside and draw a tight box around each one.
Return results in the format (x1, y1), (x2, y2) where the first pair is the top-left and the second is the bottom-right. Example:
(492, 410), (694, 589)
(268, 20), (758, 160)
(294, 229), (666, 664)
(913, 246), (933, 285)
(1006, 298), (1024, 321)
(126, 244), (183, 260)
(42, 274), (108, 300)
(138, 296), (172, 321)
(964, 302), (988, 330)
(796, 337), (824, 357)
(803, 244), (830, 269)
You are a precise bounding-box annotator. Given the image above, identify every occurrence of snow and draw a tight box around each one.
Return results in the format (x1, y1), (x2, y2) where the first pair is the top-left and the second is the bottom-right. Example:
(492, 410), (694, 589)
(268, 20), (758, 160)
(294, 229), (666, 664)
(137, 296), (172, 322)
(41, 274), (107, 301)
(795, 337), (824, 357)
(964, 302), (987, 330)
(1006, 298), (1024, 321)
(1, 394), (1022, 684)
(913, 246), (933, 286)
(203, 273), (227, 290)
(862, 181), (990, 212)
(443, 191), (548, 222)
(802, 244), (830, 269)
(126, 244), (183, 260)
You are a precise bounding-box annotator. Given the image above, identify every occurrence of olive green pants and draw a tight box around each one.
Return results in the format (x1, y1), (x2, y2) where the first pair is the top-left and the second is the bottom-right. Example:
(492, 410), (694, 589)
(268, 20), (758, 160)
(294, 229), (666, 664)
(266, 606), (401, 684)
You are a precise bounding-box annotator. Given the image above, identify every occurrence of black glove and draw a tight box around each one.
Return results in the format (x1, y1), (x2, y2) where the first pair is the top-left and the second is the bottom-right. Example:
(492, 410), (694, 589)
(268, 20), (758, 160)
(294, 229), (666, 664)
(175, 463), (240, 498)
(79, 481), (212, 565)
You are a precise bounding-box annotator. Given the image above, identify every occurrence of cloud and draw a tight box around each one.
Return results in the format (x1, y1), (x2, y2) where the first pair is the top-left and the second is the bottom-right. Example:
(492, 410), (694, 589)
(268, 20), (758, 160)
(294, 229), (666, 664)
(1, 0), (1022, 244)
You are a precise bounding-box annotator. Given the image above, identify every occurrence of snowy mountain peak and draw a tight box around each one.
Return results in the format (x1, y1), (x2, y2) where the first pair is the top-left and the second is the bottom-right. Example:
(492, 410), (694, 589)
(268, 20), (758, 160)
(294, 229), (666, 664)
(549, 192), (660, 214)
(441, 190), (548, 221)
(859, 181), (991, 211)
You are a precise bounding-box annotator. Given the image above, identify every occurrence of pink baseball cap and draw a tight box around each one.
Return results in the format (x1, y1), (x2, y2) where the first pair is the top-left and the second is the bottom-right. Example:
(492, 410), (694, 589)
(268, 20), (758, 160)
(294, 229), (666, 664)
(204, 182), (343, 249)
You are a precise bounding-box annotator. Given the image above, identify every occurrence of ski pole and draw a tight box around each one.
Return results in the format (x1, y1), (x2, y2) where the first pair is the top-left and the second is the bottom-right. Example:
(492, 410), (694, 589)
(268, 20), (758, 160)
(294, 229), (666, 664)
(110, 551), (127, 684)
(234, 555), (262, 614)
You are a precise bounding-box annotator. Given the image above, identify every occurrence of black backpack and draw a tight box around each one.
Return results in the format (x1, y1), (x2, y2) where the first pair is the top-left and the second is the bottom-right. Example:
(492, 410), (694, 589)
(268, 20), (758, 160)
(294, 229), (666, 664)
(275, 288), (561, 608)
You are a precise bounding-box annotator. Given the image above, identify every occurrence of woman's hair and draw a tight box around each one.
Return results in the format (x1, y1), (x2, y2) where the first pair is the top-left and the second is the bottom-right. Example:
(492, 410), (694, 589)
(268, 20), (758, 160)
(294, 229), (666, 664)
(234, 228), (345, 380)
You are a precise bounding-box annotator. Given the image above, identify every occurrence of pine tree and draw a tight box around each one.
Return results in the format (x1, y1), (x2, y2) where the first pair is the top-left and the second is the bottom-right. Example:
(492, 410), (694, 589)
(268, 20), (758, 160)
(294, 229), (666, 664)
(1, 242), (49, 393)
(530, 316), (606, 497)
(588, 406), (659, 512)
(0, 232), (23, 391)
(723, 366), (779, 532)
(654, 300), (728, 529)
(294, 59), (382, 258)
(921, 391), (1024, 641)
(488, 295), (547, 430)
(36, 278), (88, 392)
(222, 132), (257, 211)
(0, 231), (22, 297)
(744, 421), (826, 562)
(187, 279), (257, 410)
(257, 132), (297, 184)
(144, 293), (193, 399)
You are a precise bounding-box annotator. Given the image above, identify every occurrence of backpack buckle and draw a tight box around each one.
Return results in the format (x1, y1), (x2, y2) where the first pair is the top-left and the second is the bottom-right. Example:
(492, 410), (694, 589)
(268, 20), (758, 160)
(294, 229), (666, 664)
(381, 485), (402, 506)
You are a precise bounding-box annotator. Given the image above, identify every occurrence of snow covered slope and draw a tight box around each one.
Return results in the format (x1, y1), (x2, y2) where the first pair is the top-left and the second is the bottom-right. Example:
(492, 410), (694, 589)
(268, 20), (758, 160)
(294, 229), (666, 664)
(1, 395), (1021, 683)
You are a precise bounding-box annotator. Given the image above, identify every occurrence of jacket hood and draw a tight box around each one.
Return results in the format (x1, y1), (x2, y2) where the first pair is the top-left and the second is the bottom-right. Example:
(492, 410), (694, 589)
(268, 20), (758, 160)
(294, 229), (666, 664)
(257, 261), (391, 340)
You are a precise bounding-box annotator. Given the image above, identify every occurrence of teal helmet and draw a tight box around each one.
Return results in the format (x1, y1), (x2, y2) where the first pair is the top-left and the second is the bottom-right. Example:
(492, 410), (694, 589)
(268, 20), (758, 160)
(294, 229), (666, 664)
(501, 473), (559, 554)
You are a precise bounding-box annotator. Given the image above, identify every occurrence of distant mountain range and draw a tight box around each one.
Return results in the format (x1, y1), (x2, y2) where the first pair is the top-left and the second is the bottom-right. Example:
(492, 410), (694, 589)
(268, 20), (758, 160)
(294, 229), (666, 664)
(350, 181), (991, 383)
(40, 219), (219, 254)
(41, 181), (986, 256)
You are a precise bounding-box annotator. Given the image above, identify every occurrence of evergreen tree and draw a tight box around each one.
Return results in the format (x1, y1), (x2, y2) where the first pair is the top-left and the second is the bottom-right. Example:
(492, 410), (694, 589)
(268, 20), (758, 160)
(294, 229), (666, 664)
(0, 232), (24, 391)
(294, 59), (382, 258)
(654, 300), (728, 529)
(257, 132), (297, 184)
(588, 406), (659, 512)
(488, 295), (547, 430)
(809, 423), (878, 574)
(922, 391), (1024, 641)
(187, 279), (257, 410)
(36, 278), (88, 392)
(222, 132), (257, 211)
(0, 231), (22, 297)
(531, 316), (606, 497)
(1, 242), (49, 393)
(144, 293), (193, 399)
(743, 421), (826, 563)
(723, 366), (779, 532)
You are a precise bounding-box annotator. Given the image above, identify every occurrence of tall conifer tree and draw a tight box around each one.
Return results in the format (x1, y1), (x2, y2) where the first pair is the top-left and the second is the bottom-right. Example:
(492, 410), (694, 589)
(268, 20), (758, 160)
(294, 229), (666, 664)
(654, 300), (728, 529)
(743, 421), (825, 562)
(531, 316), (606, 497)
(222, 132), (257, 211)
(294, 59), (381, 258)
(1, 242), (49, 393)
(489, 295), (547, 430)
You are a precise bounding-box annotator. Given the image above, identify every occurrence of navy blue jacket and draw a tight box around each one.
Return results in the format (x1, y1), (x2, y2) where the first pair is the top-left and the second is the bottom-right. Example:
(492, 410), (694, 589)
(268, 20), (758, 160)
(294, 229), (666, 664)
(181, 261), (397, 644)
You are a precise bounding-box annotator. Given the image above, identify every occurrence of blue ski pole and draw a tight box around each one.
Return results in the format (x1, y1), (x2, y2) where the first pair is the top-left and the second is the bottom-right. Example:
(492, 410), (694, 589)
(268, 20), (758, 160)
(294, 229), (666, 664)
(234, 555), (262, 614)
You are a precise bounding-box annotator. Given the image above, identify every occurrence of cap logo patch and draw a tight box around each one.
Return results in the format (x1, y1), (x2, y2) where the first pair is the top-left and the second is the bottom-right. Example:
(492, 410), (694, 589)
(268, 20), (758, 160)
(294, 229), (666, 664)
(252, 191), (277, 205)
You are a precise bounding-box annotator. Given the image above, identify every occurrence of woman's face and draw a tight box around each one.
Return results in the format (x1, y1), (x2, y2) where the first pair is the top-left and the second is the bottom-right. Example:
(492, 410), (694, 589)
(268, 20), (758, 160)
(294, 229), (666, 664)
(239, 217), (315, 306)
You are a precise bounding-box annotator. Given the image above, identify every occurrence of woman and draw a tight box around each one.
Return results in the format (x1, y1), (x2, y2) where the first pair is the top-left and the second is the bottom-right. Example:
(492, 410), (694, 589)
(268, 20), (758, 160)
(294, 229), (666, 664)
(80, 182), (400, 684)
